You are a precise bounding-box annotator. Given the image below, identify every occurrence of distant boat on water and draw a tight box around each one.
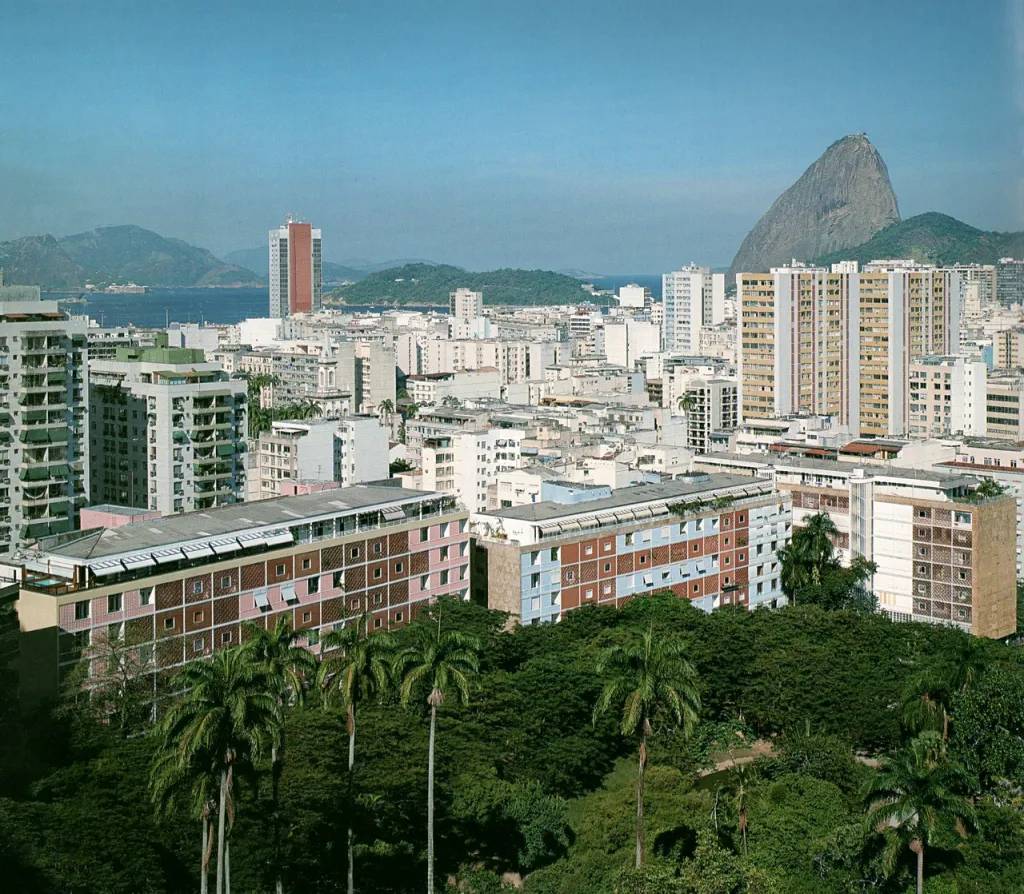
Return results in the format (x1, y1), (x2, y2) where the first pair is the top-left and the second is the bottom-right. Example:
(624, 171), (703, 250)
(102, 282), (147, 294)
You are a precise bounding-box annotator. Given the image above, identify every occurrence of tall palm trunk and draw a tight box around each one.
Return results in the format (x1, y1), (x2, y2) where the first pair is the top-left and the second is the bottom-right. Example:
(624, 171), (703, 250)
(427, 702), (437, 893)
(216, 770), (228, 894)
(635, 732), (647, 869)
(347, 703), (356, 894)
(225, 839), (231, 894)
(272, 742), (283, 894)
(201, 816), (209, 894)
(916, 841), (924, 894)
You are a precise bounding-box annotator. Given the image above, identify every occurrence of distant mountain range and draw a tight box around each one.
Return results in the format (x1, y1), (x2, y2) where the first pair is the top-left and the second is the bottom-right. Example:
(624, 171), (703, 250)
(223, 248), (438, 284)
(328, 263), (593, 306)
(816, 212), (1024, 267)
(0, 225), (259, 289)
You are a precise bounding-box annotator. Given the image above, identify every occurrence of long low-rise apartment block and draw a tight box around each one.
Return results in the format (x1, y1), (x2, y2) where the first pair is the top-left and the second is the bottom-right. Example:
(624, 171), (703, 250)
(16, 485), (469, 700)
(472, 474), (791, 624)
(694, 452), (1017, 638)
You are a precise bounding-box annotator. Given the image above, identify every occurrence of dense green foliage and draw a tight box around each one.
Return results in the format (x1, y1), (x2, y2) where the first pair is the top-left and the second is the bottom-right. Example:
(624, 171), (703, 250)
(327, 263), (597, 306)
(2, 595), (1024, 893)
(817, 212), (1024, 267)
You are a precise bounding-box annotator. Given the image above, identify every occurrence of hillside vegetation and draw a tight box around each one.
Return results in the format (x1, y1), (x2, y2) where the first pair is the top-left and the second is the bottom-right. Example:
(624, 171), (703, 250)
(817, 212), (1024, 266)
(0, 225), (259, 289)
(327, 262), (593, 306)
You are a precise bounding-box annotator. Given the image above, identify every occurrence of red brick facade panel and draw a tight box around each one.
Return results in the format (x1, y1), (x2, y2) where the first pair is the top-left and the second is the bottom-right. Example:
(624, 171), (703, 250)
(652, 545), (670, 566)
(267, 556), (294, 585)
(367, 535), (388, 560)
(296, 550), (321, 576)
(389, 532), (407, 554)
(295, 603), (321, 630)
(322, 597), (343, 625)
(213, 595), (239, 625)
(562, 542), (580, 564)
(213, 568), (238, 597)
(367, 560), (388, 587)
(241, 562), (266, 590)
(213, 624), (239, 652)
(344, 540), (367, 566)
(184, 604), (211, 633)
(670, 541), (688, 562)
(579, 561), (598, 583)
(617, 553), (635, 574)
(599, 558), (615, 578)
(155, 580), (183, 610)
(321, 545), (344, 571)
(346, 565), (367, 591)
(184, 573), (211, 604)
(409, 550), (429, 575)
(598, 535), (616, 555)
(561, 587), (580, 610)
(389, 579), (409, 605)
(156, 608), (184, 639)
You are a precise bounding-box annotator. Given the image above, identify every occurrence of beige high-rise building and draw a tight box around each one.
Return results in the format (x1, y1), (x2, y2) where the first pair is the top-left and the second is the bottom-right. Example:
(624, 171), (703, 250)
(738, 264), (962, 437)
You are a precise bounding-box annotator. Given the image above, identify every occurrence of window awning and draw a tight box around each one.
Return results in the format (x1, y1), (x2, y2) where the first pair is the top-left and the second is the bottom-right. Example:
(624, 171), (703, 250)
(263, 530), (293, 547)
(153, 548), (184, 564)
(596, 514), (617, 526)
(613, 510), (635, 523)
(90, 561), (123, 577)
(253, 589), (270, 609)
(182, 544), (214, 558)
(282, 585), (299, 604)
(381, 507), (406, 521)
(122, 555), (156, 570)
(237, 532), (266, 548)
(210, 538), (241, 555)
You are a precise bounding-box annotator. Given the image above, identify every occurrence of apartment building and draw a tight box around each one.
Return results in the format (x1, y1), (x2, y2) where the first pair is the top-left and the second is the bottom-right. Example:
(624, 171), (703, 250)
(0, 287), (89, 557)
(269, 219), (323, 318)
(993, 327), (1024, 368)
(449, 288), (483, 320)
(419, 338), (560, 385)
(407, 369), (501, 406)
(255, 416), (389, 499)
(421, 428), (523, 513)
(662, 265), (725, 353)
(694, 452), (1016, 638)
(16, 485), (470, 701)
(984, 373), (1024, 440)
(89, 347), (247, 515)
(998, 258), (1024, 305)
(472, 474), (790, 624)
(666, 373), (738, 454)
(738, 264), (962, 436)
(604, 320), (661, 369)
(907, 356), (986, 438)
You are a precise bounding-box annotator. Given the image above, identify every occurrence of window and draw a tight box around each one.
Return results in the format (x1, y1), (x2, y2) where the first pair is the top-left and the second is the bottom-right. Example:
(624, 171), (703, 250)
(302, 558), (312, 570)
(584, 588), (594, 600)
(221, 631), (233, 644)
(193, 638), (204, 653)
(550, 547), (559, 561)
(584, 544), (593, 557)
(220, 576), (232, 589)
(531, 573), (540, 588)
(164, 617), (176, 630)
(440, 570), (449, 585)
(350, 598), (361, 610)
(638, 554), (647, 565)
(565, 569), (575, 582)
(373, 542), (382, 556)
(603, 562), (612, 573)
(373, 567), (383, 580)
(602, 583), (612, 595)
(193, 610), (204, 623)
(420, 574), (430, 590)
(374, 617), (382, 629)
(373, 592), (384, 606)
(75, 600), (90, 620)
(350, 546), (361, 559)
(275, 564), (286, 576)
(139, 587), (153, 606)
(603, 541), (612, 552)
(333, 570), (345, 588)
(440, 522), (450, 538)
(308, 577), (320, 594)
(107, 593), (122, 613)
(624, 532), (634, 546)
(419, 527), (429, 542)
(302, 611), (312, 623)
(440, 545), (449, 561)
(395, 611), (404, 623)
(192, 580), (204, 595)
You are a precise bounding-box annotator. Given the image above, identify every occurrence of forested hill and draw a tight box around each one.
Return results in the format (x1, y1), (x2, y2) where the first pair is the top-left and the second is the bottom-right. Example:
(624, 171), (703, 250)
(816, 212), (1024, 267)
(327, 262), (594, 306)
(0, 225), (259, 289)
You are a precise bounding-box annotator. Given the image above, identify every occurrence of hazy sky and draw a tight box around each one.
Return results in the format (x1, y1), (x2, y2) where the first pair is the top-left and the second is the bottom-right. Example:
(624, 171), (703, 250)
(2, 0), (1022, 271)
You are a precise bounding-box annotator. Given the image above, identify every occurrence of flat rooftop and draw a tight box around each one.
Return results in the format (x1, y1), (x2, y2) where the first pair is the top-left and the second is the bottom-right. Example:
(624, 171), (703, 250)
(479, 473), (765, 523)
(32, 485), (442, 562)
(697, 451), (976, 487)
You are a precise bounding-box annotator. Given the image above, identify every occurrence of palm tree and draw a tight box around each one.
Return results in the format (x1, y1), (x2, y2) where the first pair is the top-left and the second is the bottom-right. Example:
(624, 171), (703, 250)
(394, 616), (481, 893)
(593, 625), (701, 869)
(864, 732), (975, 894)
(318, 617), (396, 894)
(901, 637), (987, 740)
(244, 619), (317, 894)
(676, 392), (697, 416)
(778, 512), (839, 603)
(150, 740), (219, 894)
(377, 398), (395, 419)
(973, 477), (1006, 499)
(154, 648), (281, 894)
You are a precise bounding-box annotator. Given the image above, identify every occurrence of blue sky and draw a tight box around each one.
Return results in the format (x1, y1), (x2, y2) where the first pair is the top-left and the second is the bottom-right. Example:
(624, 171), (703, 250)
(1, 0), (1021, 271)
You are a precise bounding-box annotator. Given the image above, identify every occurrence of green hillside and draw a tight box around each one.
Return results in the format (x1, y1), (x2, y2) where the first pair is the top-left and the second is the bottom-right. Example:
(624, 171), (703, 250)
(327, 262), (594, 306)
(817, 212), (1024, 266)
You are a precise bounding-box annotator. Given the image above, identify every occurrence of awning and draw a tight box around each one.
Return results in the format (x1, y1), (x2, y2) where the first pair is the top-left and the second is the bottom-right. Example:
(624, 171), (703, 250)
(263, 530), (293, 547)
(122, 555), (156, 570)
(253, 589), (270, 609)
(381, 506), (406, 521)
(282, 585), (299, 604)
(613, 510), (635, 523)
(90, 561), (123, 578)
(237, 532), (267, 548)
(210, 538), (241, 555)
(596, 514), (617, 526)
(182, 544), (214, 558)
(153, 548), (184, 565)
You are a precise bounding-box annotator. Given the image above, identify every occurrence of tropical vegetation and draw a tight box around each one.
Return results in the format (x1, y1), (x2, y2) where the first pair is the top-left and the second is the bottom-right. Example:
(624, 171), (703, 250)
(2, 590), (1024, 893)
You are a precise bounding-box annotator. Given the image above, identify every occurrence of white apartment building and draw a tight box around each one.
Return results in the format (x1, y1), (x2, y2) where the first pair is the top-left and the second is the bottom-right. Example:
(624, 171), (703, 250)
(662, 264), (725, 353)
(449, 288), (483, 320)
(89, 347), (247, 515)
(669, 374), (739, 454)
(407, 368), (501, 406)
(419, 338), (560, 384)
(908, 356), (987, 438)
(0, 287), (89, 556)
(255, 416), (389, 499)
(604, 320), (661, 369)
(616, 284), (651, 308)
(420, 427), (524, 513)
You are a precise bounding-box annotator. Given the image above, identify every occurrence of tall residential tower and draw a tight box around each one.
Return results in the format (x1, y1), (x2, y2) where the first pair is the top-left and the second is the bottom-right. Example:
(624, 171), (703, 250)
(662, 264), (725, 353)
(269, 219), (323, 318)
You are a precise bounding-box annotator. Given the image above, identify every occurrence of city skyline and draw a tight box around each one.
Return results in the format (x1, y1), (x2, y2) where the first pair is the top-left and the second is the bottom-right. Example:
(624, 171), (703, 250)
(1, 0), (1022, 272)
